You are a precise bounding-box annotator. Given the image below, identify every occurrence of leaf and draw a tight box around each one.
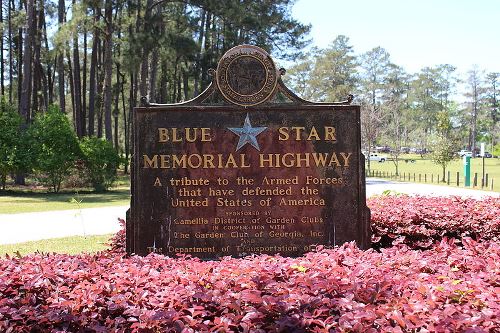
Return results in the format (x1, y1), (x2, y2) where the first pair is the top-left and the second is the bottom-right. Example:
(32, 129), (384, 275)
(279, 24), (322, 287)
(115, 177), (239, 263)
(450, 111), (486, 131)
(290, 264), (308, 273)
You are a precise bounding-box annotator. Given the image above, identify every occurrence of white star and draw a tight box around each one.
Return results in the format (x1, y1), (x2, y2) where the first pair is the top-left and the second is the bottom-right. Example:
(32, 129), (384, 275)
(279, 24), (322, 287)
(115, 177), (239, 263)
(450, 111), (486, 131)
(228, 114), (267, 151)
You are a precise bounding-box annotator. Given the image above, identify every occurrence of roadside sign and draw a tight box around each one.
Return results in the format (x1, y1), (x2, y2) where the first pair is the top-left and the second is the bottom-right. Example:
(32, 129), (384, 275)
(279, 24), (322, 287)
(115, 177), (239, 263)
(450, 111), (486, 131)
(463, 156), (471, 187)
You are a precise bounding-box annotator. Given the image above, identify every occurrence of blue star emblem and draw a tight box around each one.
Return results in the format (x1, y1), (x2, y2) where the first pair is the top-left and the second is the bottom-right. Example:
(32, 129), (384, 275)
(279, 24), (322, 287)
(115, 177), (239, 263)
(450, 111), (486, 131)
(228, 114), (267, 151)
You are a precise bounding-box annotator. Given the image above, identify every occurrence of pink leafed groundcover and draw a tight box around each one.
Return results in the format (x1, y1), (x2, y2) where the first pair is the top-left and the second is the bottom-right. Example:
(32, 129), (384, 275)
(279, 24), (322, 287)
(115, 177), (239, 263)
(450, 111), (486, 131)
(0, 195), (499, 332)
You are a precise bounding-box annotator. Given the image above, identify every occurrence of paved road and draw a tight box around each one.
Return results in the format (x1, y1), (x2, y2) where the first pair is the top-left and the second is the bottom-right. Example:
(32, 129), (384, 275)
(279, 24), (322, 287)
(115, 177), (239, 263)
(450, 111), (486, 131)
(0, 206), (127, 245)
(0, 178), (498, 245)
(365, 178), (499, 198)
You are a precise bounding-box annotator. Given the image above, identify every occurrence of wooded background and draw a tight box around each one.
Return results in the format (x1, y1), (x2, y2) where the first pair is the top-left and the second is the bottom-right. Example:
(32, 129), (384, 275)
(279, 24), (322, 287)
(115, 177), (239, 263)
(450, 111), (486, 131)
(284, 36), (499, 165)
(3, 0), (309, 171)
(2, 0), (499, 172)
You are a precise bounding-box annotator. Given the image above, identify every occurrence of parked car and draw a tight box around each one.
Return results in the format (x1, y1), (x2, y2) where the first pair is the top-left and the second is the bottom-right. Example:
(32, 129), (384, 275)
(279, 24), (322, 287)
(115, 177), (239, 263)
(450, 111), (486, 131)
(368, 153), (387, 162)
(375, 146), (391, 153)
(415, 148), (430, 155)
(458, 150), (473, 157)
(400, 147), (410, 154)
(481, 151), (493, 158)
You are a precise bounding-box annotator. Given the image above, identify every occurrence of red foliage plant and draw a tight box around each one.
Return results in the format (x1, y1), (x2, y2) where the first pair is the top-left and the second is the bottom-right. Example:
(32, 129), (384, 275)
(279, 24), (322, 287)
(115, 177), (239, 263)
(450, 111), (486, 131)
(368, 195), (500, 249)
(108, 218), (126, 254)
(1, 238), (499, 332)
(1, 197), (499, 331)
(109, 196), (500, 254)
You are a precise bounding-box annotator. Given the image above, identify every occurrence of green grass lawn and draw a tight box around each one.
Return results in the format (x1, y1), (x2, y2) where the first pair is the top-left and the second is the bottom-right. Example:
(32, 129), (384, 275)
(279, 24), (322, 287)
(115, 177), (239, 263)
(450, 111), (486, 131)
(367, 154), (500, 192)
(0, 234), (112, 257)
(0, 188), (130, 214)
(0, 172), (131, 214)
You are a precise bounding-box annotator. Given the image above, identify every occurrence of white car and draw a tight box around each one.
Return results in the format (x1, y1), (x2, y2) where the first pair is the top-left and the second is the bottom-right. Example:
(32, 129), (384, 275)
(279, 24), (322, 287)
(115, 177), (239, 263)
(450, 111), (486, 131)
(368, 153), (387, 162)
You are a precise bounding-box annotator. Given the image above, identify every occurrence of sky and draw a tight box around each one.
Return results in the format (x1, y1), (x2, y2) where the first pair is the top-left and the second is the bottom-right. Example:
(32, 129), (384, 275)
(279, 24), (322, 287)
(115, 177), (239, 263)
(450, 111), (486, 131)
(291, 0), (500, 76)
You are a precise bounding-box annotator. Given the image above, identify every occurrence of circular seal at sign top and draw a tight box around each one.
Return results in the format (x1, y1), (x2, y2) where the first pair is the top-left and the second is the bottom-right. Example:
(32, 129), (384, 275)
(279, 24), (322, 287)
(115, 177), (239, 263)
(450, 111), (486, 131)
(216, 45), (279, 106)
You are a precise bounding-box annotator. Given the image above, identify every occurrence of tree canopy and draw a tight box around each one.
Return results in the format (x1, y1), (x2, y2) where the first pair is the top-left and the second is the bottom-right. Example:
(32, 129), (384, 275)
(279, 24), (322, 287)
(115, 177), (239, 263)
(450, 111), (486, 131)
(1, 0), (311, 169)
(285, 35), (499, 170)
(0, 1), (498, 177)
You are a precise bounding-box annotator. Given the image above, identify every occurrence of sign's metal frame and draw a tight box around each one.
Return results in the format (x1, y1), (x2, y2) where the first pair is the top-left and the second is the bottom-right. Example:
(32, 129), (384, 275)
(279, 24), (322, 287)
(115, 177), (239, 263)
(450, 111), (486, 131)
(127, 45), (370, 257)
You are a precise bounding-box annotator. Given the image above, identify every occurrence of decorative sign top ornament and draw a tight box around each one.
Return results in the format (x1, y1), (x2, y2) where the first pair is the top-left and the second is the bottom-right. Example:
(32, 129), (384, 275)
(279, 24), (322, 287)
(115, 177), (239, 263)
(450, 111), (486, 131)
(216, 45), (279, 107)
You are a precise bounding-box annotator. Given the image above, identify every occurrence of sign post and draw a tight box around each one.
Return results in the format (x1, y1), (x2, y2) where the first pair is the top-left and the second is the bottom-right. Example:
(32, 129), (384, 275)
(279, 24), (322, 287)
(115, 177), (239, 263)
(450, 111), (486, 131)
(480, 142), (485, 188)
(463, 156), (471, 187)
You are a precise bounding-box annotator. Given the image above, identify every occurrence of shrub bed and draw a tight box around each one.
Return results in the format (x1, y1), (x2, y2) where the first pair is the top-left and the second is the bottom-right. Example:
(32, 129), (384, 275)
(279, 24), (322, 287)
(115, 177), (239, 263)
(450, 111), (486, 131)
(368, 195), (500, 249)
(0, 239), (498, 332)
(1, 196), (499, 332)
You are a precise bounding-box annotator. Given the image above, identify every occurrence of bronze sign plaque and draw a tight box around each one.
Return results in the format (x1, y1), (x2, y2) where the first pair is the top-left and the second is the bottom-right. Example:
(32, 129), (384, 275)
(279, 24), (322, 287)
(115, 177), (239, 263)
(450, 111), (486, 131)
(127, 45), (370, 258)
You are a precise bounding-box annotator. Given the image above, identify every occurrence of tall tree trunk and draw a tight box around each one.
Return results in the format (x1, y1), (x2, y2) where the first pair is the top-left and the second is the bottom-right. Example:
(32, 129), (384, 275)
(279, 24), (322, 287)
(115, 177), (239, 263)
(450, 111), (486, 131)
(17, 0), (23, 112)
(183, 66), (189, 101)
(32, 0), (41, 113)
(67, 48), (75, 124)
(149, 49), (159, 102)
(471, 94), (478, 157)
(113, 111), (119, 149)
(1, 0), (4, 96)
(96, 34), (104, 138)
(159, 58), (168, 103)
(114, 67), (120, 150)
(82, 26), (87, 136)
(20, 0), (35, 124)
(88, 6), (100, 136)
(121, 71), (128, 173)
(128, 70), (136, 172)
(40, 61), (49, 111)
(103, 0), (113, 142)
(10, 0), (20, 184)
(139, 0), (153, 99)
(172, 58), (178, 102)
(16, 0), (36, 186)
(57, 0), (65, 113)
(177, 70), (182, 102)
(469, 69), (480, 157)
(41, 4), (51, 108)
(193, 10), (206, 97)
(139, 55), (149, 99)
(115, 24), (122, 151)
(200, 12), (211, 89)
(97, 109), (103, 137)
(72, 0), (83, 137)
(490, 76), (498, 148)
(126, 0), (139, 163)
(8, 0), (13, 103)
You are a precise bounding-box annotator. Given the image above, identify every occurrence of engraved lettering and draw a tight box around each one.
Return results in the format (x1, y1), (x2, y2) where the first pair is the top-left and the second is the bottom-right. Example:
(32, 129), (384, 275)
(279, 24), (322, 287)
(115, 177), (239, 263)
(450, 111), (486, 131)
(153, 177), (162, 187)
(157, 128), (212, 143)
(341, 152), (352, 167)
(143, 154), (158, 168)
(306, 126), (320, 140)
(158, 128), (168, 142)
(325, 126), (336, 141)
